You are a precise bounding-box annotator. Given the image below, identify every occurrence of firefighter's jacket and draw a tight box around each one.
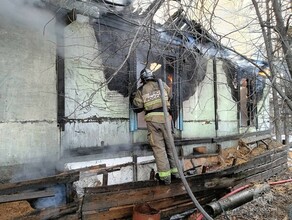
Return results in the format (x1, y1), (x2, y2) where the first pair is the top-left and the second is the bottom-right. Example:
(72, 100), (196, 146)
(132, 80), (171, 123)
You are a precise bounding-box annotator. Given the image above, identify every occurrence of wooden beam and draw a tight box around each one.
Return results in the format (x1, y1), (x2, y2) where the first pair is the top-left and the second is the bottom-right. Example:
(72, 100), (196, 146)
(0, 172), (80, 195)
(239, 133), (272, 144)
(82, 175), (235, 212)
(102, 172), (108, 186)
(0, 189), (55, 203)
(133, 155), (138, 182)
(0, 162), (135, 195)
(82, 189), (228, 220)
(67, 130), (273, 158)
(16, 203), (79, 220)
(82, 145), (288, 213)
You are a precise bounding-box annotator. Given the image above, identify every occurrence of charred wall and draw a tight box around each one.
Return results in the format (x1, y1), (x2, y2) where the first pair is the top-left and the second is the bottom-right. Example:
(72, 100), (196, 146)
(93, 18), (133, 98)
(92, 13), (208, 101)
(222, 59), (266, 103)
(180, 50), (207, 101)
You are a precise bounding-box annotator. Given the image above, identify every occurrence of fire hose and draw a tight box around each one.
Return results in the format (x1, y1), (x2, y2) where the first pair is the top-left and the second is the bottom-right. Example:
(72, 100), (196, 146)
(195, 175), (292, 220)
(157, 79), (214, 220)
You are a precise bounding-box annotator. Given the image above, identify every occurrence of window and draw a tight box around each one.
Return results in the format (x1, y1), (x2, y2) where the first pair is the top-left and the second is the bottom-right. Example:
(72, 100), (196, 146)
(240, 78), (256, 127)
(130, 51), (183, 131)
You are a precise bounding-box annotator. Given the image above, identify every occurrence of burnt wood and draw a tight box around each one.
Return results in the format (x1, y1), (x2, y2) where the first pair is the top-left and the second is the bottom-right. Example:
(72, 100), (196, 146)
(67, 130), (272, 157)
(0, 171), (80, 195)
(0, 144), (287, 220)
(84, 145), (288, 195)
(17, 203), (79, 220)
(239, 133), (272, 144)
(81, 145), (289, 219)
(0, 189), (55, 203)
(82, 189), (228, 220)
(0, 163), (132, 195)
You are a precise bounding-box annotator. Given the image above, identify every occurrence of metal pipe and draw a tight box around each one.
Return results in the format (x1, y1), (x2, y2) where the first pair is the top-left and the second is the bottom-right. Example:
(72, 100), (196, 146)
(204, 183), (270, 217)
(213, 58), (219, 132)
(157, 79), (213, 220)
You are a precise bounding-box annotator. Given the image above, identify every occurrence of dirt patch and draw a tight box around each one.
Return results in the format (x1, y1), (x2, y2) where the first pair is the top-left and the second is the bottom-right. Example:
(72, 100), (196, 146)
(0, 201), (34, 220)
(220, 139), (283, 167)
(186, 139), (284, 174)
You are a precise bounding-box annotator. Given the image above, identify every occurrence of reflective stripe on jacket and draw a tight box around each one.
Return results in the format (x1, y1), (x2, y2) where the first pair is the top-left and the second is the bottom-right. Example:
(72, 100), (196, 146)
(133, 80), (171, 123)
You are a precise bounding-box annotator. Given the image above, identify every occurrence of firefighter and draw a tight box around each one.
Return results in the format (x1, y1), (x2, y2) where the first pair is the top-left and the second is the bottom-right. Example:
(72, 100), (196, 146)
(131, 69), (179, 185)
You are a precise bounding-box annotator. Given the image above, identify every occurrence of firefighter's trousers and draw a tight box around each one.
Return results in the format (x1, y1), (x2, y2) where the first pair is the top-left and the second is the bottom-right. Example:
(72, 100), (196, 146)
(146, 121), (177, 179)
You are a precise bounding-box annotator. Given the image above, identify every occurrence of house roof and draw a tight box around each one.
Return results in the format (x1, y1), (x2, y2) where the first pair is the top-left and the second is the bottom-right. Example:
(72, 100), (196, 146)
(45, 0), (269, 81)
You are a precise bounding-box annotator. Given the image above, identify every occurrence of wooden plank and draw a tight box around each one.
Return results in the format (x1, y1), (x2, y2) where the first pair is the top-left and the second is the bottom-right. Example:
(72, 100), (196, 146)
(102, 172), (108, 186)
(82, 146), (289, 214)
(0, 172), (80, 195)
(82, 175), (235, 212)
(240, 133), (272, 144)
(83, 183), (187, 211)
(233, 153), (287, 179)
(238, 163), (288, 186)
(0, 162), (135, 195)
(233, 160), (287, 185)
(65, 183), (74, 203)
(68, 130), (273, 157)
(84, 165), (237, 194)
(82, 189), (228, 220)
(84, 145), (288, 195)
(230, 145), (288, 175)
(82, 163), (128, 175)
(17, 203), (79, 220)
(0, 189), (55, 203)
(214, 130), (271, 143)
(57, 213), (79, 220)
(84, 180), (159, 194)
(65, 164), (106, 173)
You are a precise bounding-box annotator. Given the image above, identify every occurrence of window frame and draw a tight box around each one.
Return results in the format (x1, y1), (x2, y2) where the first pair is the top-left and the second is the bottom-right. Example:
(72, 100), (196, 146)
(129, 53), (183, 131)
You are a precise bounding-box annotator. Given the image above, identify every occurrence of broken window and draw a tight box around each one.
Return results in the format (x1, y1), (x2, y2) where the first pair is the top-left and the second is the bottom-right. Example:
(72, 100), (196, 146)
(130, 51), (183, 131)
(240, 78), (256, 127)
(223, 61), (265, 129)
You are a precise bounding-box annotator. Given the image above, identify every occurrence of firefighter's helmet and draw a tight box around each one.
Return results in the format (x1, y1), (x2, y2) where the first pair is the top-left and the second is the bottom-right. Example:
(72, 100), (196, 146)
(140, 69), (154, 83)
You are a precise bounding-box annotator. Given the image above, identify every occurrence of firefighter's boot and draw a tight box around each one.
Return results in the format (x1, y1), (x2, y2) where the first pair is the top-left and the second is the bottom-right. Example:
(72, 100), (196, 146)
(155, 173), (171, 185)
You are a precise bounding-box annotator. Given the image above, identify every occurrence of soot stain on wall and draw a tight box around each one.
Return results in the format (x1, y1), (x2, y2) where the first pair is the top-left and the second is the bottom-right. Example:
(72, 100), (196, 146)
(180, 50), (207, 101)
(93, 16), (209, 101)
(222, 60), (266, 103)
(93, 23), (130, 97)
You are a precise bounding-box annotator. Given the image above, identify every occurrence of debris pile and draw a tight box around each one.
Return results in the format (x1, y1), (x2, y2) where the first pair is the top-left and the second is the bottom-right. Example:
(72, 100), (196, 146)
(0, 138), (290, 220)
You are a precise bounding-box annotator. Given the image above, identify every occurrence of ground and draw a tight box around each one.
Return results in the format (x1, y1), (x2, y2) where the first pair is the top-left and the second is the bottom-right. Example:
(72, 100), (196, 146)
(188, 148), (292, 220)
(0, 143), (291, 220)
(213, 167), (292, 220)
(0, 201), (34, 220)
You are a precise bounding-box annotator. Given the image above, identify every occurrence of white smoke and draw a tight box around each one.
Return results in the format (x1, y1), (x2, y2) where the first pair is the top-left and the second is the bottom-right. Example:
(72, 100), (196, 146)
(33, 184), (66, 209)
(0, 0), (57, 41)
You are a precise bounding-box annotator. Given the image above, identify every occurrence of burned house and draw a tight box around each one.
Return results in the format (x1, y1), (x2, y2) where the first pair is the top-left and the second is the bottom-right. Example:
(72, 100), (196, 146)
(0, 0), (271, 185)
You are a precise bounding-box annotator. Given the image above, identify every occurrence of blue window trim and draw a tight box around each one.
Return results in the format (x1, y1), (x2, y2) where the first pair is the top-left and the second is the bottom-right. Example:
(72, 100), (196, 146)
(129, 108), (137, 132)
